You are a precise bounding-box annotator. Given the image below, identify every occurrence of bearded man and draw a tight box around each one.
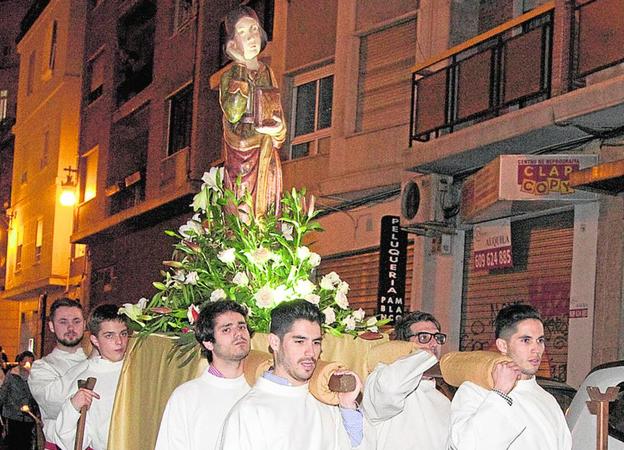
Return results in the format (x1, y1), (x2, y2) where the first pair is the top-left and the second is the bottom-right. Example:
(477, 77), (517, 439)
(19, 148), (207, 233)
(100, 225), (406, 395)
(28, 297), (88, 449)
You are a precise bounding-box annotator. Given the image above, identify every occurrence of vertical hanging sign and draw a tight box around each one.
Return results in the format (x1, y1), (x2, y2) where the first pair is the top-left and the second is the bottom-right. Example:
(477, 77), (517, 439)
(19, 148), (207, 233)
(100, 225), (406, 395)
(377, 216), (408, 322)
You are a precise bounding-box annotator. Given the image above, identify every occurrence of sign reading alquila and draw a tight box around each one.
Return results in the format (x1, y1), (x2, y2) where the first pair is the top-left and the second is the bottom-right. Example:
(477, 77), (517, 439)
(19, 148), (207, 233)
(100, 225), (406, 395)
(377, 216), (408, 322)
(473, 218), (513, 271)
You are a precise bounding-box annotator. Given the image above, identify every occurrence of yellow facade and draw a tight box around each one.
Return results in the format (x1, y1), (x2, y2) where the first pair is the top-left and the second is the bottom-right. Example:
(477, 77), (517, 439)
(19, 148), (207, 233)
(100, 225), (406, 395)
(1, 0), (85, 356)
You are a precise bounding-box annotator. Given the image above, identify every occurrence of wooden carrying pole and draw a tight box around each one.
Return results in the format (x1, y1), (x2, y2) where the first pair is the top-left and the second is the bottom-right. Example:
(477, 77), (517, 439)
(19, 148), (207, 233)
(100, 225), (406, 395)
(586, 385), (620, 450)
(74, 377), (97, 450)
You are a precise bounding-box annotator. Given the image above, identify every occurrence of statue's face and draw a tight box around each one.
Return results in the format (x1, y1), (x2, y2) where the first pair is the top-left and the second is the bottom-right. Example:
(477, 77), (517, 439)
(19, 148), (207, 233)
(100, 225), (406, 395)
(233, 16), (261, 61)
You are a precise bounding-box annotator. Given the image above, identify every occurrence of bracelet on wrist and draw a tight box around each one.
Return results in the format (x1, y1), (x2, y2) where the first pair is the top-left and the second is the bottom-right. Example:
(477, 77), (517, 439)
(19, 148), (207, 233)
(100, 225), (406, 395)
(491, 388), (513, 406)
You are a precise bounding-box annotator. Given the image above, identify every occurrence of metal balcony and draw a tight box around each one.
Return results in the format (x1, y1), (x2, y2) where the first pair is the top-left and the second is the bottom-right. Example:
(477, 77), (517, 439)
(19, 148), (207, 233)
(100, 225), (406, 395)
(410, 4), (554, 143)
(410, 0), (624, 146)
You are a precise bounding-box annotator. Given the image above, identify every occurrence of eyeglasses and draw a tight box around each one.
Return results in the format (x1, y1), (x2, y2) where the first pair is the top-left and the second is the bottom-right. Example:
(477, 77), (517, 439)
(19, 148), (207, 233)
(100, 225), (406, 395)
(407, 332), (447, 345)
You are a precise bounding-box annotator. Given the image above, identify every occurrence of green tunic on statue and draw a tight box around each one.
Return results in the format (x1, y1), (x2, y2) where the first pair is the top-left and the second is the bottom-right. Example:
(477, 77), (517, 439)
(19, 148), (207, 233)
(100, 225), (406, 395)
(219, 62), (286, 218)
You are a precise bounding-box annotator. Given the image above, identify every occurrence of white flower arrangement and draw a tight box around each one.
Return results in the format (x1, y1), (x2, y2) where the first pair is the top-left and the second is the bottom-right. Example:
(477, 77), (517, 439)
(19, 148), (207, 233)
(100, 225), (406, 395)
(119, 168), (388, 341)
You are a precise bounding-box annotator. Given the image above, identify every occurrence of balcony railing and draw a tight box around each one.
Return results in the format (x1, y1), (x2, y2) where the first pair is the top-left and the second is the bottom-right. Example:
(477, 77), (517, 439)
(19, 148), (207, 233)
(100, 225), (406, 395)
(410, 4), (554, 143)
(570, 0), (624, 88)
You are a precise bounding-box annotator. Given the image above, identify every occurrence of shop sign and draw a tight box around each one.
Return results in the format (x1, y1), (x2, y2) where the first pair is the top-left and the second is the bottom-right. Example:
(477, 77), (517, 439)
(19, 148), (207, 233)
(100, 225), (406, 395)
(500, 155), (598, 200)
(473, 218), (513, 271)
(377, 216), (407, 322)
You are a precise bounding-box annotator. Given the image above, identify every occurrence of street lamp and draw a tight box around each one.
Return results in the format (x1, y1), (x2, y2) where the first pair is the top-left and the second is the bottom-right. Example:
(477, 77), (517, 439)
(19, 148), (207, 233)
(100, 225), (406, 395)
(59, 166), (78, 206)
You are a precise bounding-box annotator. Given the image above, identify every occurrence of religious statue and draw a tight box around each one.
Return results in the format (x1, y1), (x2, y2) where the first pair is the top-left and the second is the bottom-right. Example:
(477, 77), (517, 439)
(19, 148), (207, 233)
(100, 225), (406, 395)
(219, 6), (286, 219)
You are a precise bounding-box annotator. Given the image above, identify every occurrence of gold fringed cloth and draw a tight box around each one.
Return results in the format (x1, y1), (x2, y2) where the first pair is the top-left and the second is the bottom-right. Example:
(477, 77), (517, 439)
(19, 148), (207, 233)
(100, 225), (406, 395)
(108, 332), (389, 450)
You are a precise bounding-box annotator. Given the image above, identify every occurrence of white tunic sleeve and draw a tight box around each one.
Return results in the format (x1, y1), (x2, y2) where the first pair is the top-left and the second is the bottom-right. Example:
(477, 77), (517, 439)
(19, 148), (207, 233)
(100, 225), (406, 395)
(28, 357), (89, 420)
(154, 394), (191, 450)
(52, 398), (84, 450)
(218, 406), (264, 450)
(449, 382), (525, 450)
(362, 350), (437, 422)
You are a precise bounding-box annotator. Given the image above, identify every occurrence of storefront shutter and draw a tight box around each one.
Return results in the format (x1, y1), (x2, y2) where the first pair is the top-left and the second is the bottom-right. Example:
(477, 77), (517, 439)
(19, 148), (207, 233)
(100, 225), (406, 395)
(460, 211), (573, 382)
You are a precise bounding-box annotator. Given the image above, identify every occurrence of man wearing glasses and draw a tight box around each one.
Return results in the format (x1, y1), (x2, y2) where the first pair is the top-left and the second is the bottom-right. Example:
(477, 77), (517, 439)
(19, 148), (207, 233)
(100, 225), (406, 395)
(362, 311), (450, 449)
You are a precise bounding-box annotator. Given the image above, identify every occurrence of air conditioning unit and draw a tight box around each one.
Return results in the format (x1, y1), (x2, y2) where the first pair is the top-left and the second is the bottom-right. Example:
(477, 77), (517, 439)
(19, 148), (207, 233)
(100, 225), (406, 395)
(400, 172), (457, 230)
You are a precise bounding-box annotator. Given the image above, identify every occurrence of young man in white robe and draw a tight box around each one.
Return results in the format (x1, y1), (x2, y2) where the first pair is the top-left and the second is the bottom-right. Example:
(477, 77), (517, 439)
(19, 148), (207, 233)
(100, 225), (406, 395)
(218, 299), (367, 450)
(154, 300), (252, 450)
(363, 311), (450, 449)
(52, 304), (130, 450)
(449, 303), (572, 450)
(28, 298), (88, 450)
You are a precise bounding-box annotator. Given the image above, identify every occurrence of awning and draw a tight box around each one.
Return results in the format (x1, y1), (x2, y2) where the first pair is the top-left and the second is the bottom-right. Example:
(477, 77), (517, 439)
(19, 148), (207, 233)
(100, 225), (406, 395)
(568, 159), (624, 196)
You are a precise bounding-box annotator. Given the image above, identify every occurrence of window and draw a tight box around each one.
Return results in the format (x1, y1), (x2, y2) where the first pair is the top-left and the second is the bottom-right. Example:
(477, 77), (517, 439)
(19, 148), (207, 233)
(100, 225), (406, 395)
(173, 0), (196, 31)
(0, 90), (7, 121)
(87, 52), (104, 103)
(116, 2), (156, 105)
(35, 218), (43, 263)
(356, 18), (416, 132)
(167, 84), (193, 155)
(20, 170), (28, 184)
(81, 147), (98, 202)
(27, 51), (36, 95)
(48, 21), (58, 71)
(40, 131), (49, 169)
(288, 67), (333, 160)
(15, 224), (23, 272)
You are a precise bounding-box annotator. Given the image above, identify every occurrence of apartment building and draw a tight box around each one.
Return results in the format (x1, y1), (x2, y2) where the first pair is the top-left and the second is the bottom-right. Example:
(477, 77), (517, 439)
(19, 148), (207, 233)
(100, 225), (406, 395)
(0, 0), (33, 359)
(401, 0), (624, 387)
(1, 0), (86, 356)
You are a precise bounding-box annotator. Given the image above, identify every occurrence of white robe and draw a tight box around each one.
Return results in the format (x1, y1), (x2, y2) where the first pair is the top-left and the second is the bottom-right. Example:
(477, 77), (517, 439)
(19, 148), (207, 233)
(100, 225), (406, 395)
(28, 347), (88, 441)
(154, 368), (250, 450)
(52, 357), (123, 450)
(566, 365), (624, 450)
(218, 376), (359, 450)
(362, 350), (450, 450)
(450, 378), (572, 450)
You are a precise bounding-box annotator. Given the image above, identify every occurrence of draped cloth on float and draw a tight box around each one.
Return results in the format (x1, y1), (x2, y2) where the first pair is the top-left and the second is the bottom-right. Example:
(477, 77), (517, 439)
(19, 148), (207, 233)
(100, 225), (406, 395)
(107, 333), (389, 450)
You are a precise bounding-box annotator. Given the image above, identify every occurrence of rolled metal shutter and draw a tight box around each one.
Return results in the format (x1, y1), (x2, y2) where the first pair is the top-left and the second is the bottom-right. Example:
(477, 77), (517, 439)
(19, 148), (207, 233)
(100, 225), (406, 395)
(319, 242), (415, 316)
(460, 211), (573, 382)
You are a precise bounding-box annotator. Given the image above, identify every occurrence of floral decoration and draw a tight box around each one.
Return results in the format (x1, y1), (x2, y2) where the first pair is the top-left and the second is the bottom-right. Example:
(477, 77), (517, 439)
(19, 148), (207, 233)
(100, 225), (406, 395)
(119, 167), (388, 360)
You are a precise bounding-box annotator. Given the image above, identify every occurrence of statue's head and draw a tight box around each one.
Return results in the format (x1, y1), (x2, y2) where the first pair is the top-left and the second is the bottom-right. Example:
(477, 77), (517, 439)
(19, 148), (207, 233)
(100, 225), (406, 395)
(224, 6), (268, 62)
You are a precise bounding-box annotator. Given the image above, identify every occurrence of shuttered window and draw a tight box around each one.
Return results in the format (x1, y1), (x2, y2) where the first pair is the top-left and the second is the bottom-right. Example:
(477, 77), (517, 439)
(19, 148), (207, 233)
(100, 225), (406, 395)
(356, 18), (416, 132)
(460, 211), (573, 382)
(318, 242), (414, 316)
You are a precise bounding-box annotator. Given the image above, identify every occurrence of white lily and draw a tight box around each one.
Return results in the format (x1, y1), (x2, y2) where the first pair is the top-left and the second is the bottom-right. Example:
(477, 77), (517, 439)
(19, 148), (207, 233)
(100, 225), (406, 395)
(294, 279), (316, 296)
(232, 272), (249, 286)
(218, 248), (236, 264)
(322, 306), (336, 325)
(254, 285), (275, 308)
(210, 289), (227, 302)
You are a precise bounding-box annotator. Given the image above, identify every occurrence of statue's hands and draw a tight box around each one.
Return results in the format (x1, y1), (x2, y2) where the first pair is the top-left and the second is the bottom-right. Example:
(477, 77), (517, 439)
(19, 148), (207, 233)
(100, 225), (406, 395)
(255, 115), (283, 135)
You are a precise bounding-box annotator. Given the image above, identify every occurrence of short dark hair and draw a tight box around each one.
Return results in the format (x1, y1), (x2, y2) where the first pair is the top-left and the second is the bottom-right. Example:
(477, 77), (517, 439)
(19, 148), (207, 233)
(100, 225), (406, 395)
(49, 297), (83, 321)
(194, 300), (250, 362)
(16, 351), (34, 363)
(88, 304), (128, 336)
(223, 6), (268, 54)
(495, 303), (543, 339)
(394, 311), (442, 341)
(270, 300), (323, 338)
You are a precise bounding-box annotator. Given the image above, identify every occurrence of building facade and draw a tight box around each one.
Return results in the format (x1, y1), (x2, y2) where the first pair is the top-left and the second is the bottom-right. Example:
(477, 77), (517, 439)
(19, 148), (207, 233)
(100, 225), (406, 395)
(0, 0), (33, 360)
(1, 0), (86, 356)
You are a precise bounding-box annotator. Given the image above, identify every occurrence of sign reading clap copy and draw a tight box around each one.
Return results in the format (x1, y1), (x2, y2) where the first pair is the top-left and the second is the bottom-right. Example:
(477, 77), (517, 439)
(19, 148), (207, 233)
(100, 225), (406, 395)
(473, 218), (513, 271)
(377, 216), (408, 322)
